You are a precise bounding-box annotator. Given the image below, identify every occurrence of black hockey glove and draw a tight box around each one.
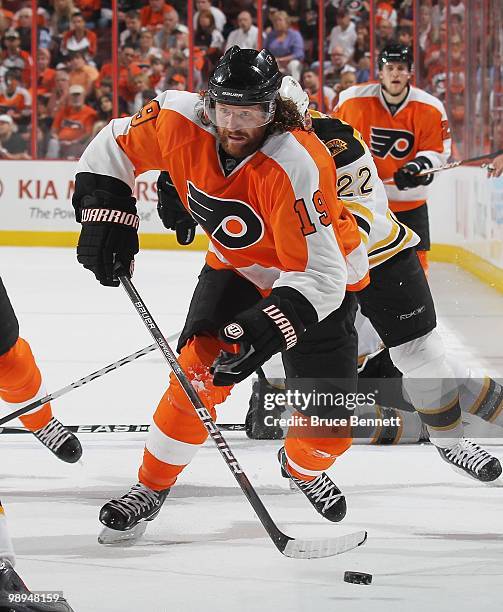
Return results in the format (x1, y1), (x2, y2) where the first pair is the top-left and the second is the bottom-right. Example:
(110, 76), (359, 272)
(157, 171), (197, 245)
(211, 294), (305, 387)
(394, 156), (434, 190)
(76, 190), (139, 287)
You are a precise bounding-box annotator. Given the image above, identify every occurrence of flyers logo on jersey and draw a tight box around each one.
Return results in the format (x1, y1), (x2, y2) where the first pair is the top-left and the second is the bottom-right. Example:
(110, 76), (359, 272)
(370, 127), (414, 159)
(187, 182), (264, 250)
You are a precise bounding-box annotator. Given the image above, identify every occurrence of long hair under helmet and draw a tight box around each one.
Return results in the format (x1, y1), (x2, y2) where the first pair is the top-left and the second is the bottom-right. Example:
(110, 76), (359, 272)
(204, 46), (283, 129)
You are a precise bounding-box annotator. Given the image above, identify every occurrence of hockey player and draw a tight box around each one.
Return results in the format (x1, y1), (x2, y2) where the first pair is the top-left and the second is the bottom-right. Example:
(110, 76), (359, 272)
(72, 47), (370, 537)
(0, 500), (74, 611)
(334, 43), (450, 275)
(241, 76), (501, 483)
(0, 277), (82, 463)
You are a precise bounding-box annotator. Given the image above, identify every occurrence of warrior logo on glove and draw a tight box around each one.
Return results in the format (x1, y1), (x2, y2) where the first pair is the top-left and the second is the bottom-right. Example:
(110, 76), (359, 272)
(187, 182), (264, 249)
(223, 323), (245, 340)
(370, 127), (414, 159)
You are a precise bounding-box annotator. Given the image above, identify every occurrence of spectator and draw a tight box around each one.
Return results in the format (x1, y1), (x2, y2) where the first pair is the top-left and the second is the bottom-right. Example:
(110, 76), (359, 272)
(323, 46), (355, 88)
(328, 9), (357, 62)
(148, 55), (165, 91)
(140, 0), (175, 32)
(224, 10), (258, 52)
(376, 19), (395, 51)
(376, 2), (397, 28)
(0, 113), (29, 159)
(0, 68), (31, 125)
(352, 23), (369, 64)
(165, 72), (186, 91)
(119, 9), (142, 49)
(136, 27), (163, 63)
(67, 50), (99, 97)
(0, 2), (14, 34)
(418, 3), (432, 52)
(128, 71), (151, 113)
(61, 10), (97, 60)
(355, 53), (370, 83)
(397, 26), (413, 49)
(49, 0), (76, 38)
(1, 28), (32, 87)
(194, 9), (224, 82)
(98, 45), (141, 103)
(333, 69), (357, 106)
(74, 0), (102, 27)
(193, 0), (226, 34)
(301, 68), (336, 112)
(92, 93), (113, 137)
(46, 68), (70, 118)
(37, 48), (56, 96)
(264, 10), (304, 81)
(47, 83), (97, 159)
(154, 8), (188, 54)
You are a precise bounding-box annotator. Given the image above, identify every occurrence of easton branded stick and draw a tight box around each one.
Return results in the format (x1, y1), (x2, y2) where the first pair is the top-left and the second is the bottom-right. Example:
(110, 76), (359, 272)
(0, 423), (246, 434)
(382, 149), (503, 184)
(0, 333), (180, 427)
(117, 268), (367, 559)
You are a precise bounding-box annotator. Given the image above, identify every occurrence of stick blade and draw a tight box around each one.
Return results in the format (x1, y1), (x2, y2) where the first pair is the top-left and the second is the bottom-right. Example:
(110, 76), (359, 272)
(280, 530), (367, 559)
(98, 522), (148, 546)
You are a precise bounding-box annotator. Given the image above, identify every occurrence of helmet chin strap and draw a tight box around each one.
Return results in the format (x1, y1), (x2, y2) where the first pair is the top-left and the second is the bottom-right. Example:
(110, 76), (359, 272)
(381, 82), (410, 105)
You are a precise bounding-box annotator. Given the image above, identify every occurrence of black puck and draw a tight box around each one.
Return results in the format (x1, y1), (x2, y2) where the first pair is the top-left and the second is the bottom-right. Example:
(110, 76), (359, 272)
(343, 571), (372, 585)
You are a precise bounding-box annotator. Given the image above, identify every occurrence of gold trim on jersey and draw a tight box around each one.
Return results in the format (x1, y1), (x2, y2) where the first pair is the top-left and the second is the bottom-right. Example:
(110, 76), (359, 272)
(369, 226), (415, 267)
(343, 201), (374, 225)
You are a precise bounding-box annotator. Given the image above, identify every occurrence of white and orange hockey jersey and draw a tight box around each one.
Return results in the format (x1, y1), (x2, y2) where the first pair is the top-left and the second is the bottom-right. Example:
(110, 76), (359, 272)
(309, 111), (419, 267)
(334, 83), (451, 212)
(77, 90), (369, 321)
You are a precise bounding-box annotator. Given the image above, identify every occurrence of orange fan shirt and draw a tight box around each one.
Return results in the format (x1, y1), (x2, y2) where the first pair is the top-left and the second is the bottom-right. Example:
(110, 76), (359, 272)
(76, 91), (369, 321)
(140, 5), (174, 29)
(53, 104), (97, 142)
(334, 83), (451, 212)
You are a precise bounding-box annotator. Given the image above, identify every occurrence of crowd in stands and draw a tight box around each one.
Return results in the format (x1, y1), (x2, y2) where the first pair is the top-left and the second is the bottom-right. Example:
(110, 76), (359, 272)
(0, 1), (496, 160)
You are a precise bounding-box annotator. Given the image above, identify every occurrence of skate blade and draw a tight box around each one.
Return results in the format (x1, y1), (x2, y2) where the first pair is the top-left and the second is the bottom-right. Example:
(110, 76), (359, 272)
(98, 521), (147, 545)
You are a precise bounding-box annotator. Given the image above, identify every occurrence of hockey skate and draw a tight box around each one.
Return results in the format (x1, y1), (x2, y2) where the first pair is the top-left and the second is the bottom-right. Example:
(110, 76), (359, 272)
(33, 418), (82, 464)
(0, 560), (74, 611)
(98, 482), (170, 545)
(278, 447), (346, 522)
(437, 438), (502, 482)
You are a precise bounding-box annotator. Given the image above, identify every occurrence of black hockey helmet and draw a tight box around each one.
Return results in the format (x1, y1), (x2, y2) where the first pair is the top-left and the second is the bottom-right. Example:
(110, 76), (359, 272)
(204, 46), (282, 128)
(378, 44), (413, 71)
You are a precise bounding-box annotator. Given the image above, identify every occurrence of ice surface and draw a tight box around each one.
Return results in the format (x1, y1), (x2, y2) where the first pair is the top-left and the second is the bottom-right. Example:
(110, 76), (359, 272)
(1, 248), (502, 612)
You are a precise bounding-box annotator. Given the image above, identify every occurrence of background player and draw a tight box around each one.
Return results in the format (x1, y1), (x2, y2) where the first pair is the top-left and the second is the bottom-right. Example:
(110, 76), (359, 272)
(243, 76), (501, 483)
(0, 277), (82, 463)
(334, 43), (450, 275)
(72, 47), (369, 540)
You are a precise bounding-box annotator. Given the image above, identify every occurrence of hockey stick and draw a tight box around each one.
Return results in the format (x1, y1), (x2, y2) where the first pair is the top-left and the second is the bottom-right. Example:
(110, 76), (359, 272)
(382, 149), (503, 184)
(0, 332), (180, 427)
(117, 268), (367, 559)
(0, 423), (246, 434)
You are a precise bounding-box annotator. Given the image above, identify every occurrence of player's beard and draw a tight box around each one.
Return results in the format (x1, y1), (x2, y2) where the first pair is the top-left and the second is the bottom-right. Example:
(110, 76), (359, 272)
(217, 126), (267, 159)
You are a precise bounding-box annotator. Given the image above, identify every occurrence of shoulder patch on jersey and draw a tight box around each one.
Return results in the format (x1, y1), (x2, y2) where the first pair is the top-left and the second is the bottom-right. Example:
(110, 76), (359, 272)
(325, 138), (348, 157)
(312, 117), (366, 167)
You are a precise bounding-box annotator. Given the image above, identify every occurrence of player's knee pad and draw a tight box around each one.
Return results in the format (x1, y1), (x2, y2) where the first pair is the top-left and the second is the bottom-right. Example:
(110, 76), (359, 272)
(166, 334), (233, 417)
(0, 337), (42, 402)
(389, 330), (449, 379)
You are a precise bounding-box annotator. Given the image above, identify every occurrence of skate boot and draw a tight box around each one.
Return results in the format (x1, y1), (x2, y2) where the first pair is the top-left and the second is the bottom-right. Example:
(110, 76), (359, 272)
(98, 482), (170, 545)
(278, 447), (346, 522)
(33, 418), (82, 464)
(0, 559), (74, 611)
(437, 438), (502, 482)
